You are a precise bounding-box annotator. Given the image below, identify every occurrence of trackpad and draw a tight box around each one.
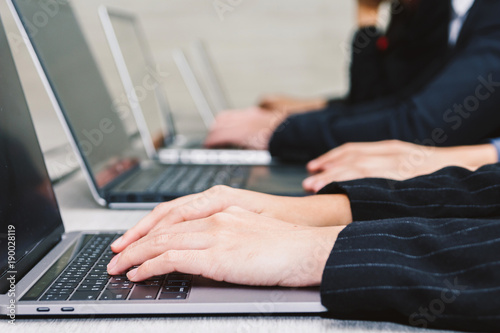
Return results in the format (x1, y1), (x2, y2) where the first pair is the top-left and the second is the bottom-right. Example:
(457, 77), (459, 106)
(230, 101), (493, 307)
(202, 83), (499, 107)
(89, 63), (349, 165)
(245, 165), (309, 195)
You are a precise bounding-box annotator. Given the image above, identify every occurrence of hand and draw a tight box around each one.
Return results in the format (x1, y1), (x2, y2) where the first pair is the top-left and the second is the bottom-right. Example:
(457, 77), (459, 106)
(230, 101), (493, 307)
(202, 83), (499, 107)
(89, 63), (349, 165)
(110, 186), (352, 255)
(259, 94), (327, 116)
(303, 140), (498, 193)
(107, 188), (348, 286)
(204, 107), (286, 149)
(357, 0), (386, 27)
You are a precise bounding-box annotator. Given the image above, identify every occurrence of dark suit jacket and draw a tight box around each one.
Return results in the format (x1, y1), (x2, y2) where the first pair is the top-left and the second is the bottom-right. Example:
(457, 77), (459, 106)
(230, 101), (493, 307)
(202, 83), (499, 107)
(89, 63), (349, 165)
(318, 163), (500, 332)
(269, 0), (500, 162)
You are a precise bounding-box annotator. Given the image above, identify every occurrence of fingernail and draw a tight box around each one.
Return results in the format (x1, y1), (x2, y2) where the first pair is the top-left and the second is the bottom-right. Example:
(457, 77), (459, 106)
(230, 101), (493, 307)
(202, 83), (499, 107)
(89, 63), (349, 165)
(107, 253), (121, 271)
(127, 268), (138, 280)
(111, 236), (123, 249)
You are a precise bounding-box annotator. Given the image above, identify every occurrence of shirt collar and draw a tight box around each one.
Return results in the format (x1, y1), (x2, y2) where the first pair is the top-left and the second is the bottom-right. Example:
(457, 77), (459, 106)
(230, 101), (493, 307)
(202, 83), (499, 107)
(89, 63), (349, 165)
(451, 0), (475, 18)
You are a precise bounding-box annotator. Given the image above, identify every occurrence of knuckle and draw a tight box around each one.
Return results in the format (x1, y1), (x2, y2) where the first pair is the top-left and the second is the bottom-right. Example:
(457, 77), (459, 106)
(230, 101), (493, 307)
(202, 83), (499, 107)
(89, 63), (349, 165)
(342, 142), (354, 150)
(211, 212), (229, 225)
(152, 234), (170, 248)
(153, 202), (169, 215)
(209, 184), (231, 195)
(224, 205), (242, 213)
(140, 260), (153, 273)
(164, 250), (180, 263)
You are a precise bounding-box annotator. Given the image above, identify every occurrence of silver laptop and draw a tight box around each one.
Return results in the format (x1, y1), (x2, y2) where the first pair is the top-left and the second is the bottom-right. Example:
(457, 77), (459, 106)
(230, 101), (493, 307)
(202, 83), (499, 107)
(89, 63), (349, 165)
(98, 6), (272, 166)
(191, 39), (231, 113)
(8, 0), (309, 210)
(173, 38), (238, 123)
(0, 15), (324, 316)
(179, 39), (232, 118)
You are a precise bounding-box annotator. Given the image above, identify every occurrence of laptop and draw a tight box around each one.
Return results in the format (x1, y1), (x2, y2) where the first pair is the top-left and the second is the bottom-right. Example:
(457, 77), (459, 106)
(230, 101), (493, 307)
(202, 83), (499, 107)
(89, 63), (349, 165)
(191, 39), (231, 113)
(0, 14), (325, 317)
(7, 0), (309, 210)
(98, 6), (272, 166)
(173, 38), (235, 123)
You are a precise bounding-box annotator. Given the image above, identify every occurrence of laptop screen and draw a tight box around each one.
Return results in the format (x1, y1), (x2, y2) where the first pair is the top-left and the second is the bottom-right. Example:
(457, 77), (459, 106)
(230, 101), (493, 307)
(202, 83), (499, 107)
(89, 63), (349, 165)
(0, 17), (64, 294)
(12, 0), (146, 190)
(106, 10), (173, 149)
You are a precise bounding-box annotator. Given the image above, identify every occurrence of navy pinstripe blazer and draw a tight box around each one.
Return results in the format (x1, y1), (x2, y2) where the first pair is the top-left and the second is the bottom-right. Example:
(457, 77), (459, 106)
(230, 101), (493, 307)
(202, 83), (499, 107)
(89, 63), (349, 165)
(319, 163), (500, 332)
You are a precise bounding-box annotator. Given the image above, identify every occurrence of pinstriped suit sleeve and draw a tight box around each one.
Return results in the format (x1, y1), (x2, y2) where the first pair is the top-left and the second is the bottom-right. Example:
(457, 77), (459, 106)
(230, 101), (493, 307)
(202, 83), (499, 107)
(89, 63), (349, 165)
(321, 216), (500, 332)
(318, 163), (500, 221)
(318, 163), (500, 331)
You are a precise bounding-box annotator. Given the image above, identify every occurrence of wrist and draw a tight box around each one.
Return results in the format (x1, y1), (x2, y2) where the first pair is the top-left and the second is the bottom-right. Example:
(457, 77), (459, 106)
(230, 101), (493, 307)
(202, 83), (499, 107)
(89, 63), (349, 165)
(462, 144), (498, 170)
(300, 194), (353, 227)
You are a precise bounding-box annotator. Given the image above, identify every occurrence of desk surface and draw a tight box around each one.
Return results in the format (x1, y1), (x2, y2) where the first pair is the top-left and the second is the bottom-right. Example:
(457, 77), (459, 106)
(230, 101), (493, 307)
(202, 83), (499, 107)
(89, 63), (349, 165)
(5, 172), (455, 333)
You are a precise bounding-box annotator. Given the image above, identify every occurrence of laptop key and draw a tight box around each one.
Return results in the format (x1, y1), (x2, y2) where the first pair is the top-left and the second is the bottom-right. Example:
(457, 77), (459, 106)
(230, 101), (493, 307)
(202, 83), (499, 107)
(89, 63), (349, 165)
(107, 282), (133, 290)
(40, 293), (70, 301)
(109, 276), (129, 283)
(99, 289), (130, 301)
(128, 286), (160, 300)
(166, 280), (190, 287)
(70, 291), (101, 301)
(77, 284), (104, 292)
(162, 286), (188, 293)
(83, 279), (107, 285)
(159, 292), (188, 300)
(47, 288), (72, 295)
(55, 277), (80, 284)
(52, 282), (79, 289)
(167, 274), (192, 280)
(135, 279), (163, 286)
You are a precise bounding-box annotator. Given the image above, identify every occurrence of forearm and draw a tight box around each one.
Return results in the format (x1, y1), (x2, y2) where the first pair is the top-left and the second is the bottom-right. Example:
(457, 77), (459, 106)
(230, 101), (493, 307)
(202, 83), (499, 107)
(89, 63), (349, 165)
(285, 194), (352, 227)
(443, 144), (498, 171)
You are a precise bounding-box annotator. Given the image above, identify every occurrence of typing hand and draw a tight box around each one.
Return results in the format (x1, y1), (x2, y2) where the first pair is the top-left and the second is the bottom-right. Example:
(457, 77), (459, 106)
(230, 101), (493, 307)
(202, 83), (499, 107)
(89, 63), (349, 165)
(204, 107), (286, 150)
(109, 186), (351, 257)
(107, 202), (345, 286)
(303, 140), (498, 193)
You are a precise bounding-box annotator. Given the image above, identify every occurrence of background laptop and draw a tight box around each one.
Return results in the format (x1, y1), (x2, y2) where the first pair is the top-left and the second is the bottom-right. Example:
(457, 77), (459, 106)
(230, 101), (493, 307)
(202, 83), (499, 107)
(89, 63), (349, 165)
(175, 39), (232, 122)
(8, 0), (309, 210)
(99, 6), (272, 166)
(0, 14), (324, 316)
(190, 39), (232, 114)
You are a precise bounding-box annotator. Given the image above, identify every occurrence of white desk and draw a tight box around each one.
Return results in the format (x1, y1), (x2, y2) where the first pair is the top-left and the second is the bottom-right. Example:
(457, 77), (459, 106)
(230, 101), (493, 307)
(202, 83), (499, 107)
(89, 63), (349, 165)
(4, 172), (456, 333)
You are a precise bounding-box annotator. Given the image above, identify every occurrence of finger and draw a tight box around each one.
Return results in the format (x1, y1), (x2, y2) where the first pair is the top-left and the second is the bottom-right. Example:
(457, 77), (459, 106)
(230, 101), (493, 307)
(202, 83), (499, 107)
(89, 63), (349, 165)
(127, 250), (211, 282)
(307, 150), (339, 172)
(302, 174), (330, 193)
(110, 193), (203, 253)
(108, 229), (213, 275)
(113, 185), (241, 254)
(307, 142), (379, 172)
(304, 167), (361, 192)
(127, 215), (217, 253)
(112, 188), (227, 252)
(204, 129), (236, 148)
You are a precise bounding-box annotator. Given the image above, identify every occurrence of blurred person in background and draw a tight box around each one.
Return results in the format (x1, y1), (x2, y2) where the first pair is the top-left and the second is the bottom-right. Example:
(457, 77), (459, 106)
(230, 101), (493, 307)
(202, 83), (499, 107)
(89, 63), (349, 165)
(205, 0), (500, 170)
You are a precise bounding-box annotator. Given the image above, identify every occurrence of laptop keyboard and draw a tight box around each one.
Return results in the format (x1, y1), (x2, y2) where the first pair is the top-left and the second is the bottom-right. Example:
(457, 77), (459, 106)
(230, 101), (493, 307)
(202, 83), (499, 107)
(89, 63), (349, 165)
(148, 165), (249, 193)
(39, 234), (192, 302)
